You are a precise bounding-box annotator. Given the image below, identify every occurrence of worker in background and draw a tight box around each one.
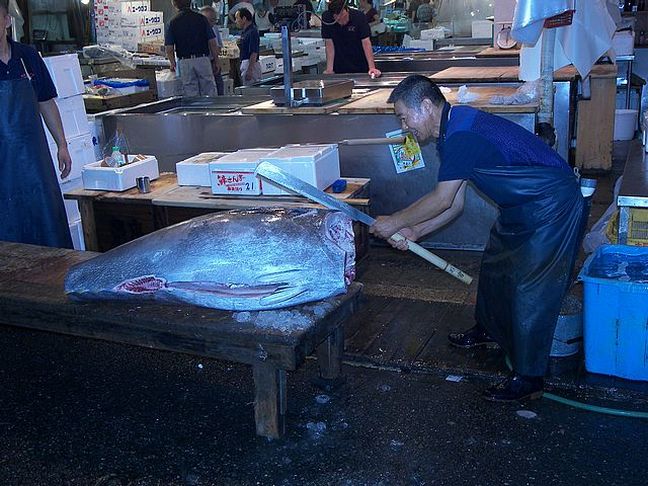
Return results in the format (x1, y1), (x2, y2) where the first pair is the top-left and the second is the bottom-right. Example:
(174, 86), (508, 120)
(0, 0), (72, 248)
(321, 0), (381, 77)
(407, 0), (422, 22)
(293, 0), (313, 27)
(200, 5), (225, 95)
(415, 0), (435, 23)
(370, 75), (587, 402)
(235, 7), (262, 85)
(359, 0), (380, 26)
(165, 0), (219, 97)
(268, 0), (279, 26)
(254, 2), (273, 35)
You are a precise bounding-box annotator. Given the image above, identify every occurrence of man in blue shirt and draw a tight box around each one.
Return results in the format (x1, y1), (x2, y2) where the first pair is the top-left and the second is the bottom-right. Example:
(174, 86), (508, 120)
(165, 0), (220, 97)
(370, 75), (587, 402)
(235, 7), (261, 85)
(321, 0), (381, 77)
(0, 0), (72, 248)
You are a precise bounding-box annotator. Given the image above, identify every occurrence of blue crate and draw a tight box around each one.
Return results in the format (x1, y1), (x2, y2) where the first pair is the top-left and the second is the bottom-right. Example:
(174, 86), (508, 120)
(579, 245), (648, 381)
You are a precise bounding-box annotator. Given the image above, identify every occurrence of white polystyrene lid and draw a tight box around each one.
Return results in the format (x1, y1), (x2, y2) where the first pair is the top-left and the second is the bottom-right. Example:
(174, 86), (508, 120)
(215, 148), (279, 163)
(264, 144), (336, 162)
(181, 152), (230, 165)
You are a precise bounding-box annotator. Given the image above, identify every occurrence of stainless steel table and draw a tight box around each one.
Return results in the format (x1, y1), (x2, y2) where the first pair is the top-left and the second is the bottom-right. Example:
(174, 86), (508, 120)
(618, 140), (648, 244)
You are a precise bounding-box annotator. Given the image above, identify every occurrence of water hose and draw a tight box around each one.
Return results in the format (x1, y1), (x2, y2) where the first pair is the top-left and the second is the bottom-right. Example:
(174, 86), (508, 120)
(504, 356), (648, 418)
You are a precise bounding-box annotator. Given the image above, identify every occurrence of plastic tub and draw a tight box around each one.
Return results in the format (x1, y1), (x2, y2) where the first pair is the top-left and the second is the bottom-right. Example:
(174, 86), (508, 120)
(578, 245), (648, 380)
(613, 109), (637, 141)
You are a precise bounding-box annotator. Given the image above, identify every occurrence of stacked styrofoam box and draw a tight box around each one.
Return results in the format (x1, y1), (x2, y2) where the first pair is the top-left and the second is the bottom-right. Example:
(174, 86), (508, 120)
(121, 11), (164, 52)
(95, 0), (128, 46)
(42, 54), (94, 250)
(209, 149), (279, 195)
(259, 56), (276, 74)
(260, 144), (340, 196)
(176, 152), (230, 186)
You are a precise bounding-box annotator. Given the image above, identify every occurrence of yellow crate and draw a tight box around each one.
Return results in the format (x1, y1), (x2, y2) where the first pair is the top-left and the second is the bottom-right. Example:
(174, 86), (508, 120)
(628, 208), (648, 246)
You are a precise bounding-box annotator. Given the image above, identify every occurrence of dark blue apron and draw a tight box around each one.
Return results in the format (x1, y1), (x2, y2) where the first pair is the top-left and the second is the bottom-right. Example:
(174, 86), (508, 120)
(0, 73), (72, 248)
(472, 166), (586, 376)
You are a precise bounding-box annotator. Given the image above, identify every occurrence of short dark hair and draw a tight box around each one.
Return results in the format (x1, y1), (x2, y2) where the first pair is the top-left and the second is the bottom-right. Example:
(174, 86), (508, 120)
(237, 7), (253, 22)
(328, 0), (346, 15)
(388, 75), (446, 108)
(172, 0), (191, 10)
(0, 0), (8, 15)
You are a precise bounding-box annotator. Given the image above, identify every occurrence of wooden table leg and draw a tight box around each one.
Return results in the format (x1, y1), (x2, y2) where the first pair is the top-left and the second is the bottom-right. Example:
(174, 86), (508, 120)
(77, 197), (99, 252)
(317, 325), (344, 380)
(252, 362), (286, 438)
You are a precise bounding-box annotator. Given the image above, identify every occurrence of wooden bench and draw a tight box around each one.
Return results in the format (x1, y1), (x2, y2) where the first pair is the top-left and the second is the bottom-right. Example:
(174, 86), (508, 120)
(0, 242), (362, 438)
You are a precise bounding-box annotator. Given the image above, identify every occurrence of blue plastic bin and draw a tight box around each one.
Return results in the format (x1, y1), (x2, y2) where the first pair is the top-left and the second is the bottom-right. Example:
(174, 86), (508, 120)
(579, 245), (648, 381)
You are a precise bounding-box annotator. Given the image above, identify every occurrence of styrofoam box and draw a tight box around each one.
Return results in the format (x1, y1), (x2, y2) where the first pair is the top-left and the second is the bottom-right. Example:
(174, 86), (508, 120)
(612, 30), (634, 56)
(261, 144), (340, 196)
(59, 176), (84, 223)
(42, 94), (89, 147)
(121, 0), (150, 14)
(120, 11), (163, 28)
(42, 54), (84, 99)
(177, 152), (230, 186)
(82, 155), (159, 191)
(69, 219), (86, 251)
(209, 149), (278, 195)
(48, 133), (95, 184)
(409, 39), (434, 51)
(471, 20), (493, 39)
(260, 56), (276, 74)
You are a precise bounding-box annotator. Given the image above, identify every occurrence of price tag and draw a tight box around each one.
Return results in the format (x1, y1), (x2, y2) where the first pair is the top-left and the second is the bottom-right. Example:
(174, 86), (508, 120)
(211, 171), (262, 195)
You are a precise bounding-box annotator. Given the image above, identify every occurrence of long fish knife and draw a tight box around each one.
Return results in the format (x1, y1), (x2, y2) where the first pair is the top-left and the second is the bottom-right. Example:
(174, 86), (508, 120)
(255, 162), (473, 285)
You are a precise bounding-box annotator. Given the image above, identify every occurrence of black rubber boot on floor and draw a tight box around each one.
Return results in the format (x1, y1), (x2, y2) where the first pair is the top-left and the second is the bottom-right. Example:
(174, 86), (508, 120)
(448, 324), (499, 349)
(482, 372), (544, 402)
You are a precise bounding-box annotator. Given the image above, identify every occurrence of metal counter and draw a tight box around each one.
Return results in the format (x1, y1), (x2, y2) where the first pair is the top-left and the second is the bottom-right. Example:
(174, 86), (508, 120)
(618, 140), (648, 244)
(100, 94), (545, 250)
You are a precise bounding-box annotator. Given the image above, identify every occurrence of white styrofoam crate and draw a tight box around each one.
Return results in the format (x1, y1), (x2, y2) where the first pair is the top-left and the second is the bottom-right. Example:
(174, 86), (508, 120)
(471, 20), (493, 39)
(69, 218), (86, 251)
(121, 0), (150, 14)
(42, 53), (84, 99)
(82, 155), (159, 191)
(177, 152), (230, 186)
(259, 56), (276, 74)
(48, 132), (95, 183)
(59, 176), (84, 223)
(613, 30), (635, 56)
(209, 148), (278, 195)
(120, 11), (163, 28)
(43, 94), (89, 146)
(260, 144), (340, 196)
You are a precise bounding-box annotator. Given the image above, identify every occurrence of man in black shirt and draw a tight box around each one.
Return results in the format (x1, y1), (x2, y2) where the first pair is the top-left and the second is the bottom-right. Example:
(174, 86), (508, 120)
(165, 0), (220, 97)
(321, 0), (381, 77)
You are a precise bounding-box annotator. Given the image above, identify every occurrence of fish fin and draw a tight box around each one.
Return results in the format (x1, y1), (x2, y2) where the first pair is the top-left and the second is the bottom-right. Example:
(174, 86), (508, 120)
(260, 286), (308, 306)
(257, 268), (304, 284)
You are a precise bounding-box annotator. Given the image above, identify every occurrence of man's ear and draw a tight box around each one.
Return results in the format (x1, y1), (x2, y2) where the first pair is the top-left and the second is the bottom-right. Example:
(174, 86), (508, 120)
(420, 98), (435, 115)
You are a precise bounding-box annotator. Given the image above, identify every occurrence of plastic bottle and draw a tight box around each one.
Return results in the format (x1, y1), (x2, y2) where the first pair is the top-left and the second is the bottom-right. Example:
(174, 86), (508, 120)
(109, 146), (126, 167)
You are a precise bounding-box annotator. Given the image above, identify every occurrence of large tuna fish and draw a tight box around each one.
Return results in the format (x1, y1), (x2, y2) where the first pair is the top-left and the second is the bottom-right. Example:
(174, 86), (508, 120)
(65, 208), (356, 311)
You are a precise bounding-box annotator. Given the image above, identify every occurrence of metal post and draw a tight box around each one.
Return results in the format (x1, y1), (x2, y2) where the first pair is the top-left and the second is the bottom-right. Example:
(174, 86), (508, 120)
(281, 24), (294, 108)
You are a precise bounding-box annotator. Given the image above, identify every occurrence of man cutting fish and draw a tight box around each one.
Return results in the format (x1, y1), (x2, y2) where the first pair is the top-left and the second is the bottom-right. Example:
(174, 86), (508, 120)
(369, 75), (587, 402)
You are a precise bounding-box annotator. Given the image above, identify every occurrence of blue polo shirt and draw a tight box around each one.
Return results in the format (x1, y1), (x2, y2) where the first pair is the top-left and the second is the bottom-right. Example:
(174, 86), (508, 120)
(437, 103), (570, 182)
(165, 8), (215, 59)
(239, 23), (260, 61)
(0, 37), (57, 102)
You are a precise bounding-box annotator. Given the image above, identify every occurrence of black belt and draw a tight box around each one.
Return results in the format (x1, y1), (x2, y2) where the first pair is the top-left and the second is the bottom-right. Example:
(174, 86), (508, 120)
(178, 54), (209, 60)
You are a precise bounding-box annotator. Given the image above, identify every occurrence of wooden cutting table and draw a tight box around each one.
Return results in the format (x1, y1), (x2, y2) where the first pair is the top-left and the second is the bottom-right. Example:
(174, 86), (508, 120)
(0, 241), (363, 438)
(64, 173), (371, 258)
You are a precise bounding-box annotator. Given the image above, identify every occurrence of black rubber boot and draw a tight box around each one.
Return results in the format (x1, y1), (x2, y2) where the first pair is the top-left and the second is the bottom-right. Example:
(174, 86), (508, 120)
(448, 324), (499, 349)
(482, 372), (544, 402)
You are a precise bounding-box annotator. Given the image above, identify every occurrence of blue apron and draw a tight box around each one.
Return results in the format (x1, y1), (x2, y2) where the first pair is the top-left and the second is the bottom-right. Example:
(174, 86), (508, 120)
(0, 74), (72, 248)
(472, 166), (586, 376)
